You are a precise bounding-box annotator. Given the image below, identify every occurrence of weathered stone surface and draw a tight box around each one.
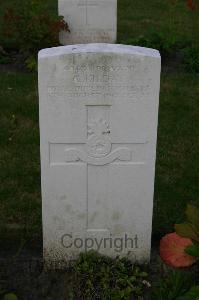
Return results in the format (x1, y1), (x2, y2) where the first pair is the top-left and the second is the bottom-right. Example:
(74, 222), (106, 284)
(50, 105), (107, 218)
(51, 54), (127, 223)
(38, 44), (161, 268)
(59, 0), (117, 45)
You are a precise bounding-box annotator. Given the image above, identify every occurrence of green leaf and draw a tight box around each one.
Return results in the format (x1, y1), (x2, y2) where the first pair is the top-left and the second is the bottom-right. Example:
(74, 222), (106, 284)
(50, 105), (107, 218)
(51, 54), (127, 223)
(176, 286), (199, 300)
(186, 204), (199, 230)
(175, 223), (199, 242)
(3, 294), (18, 300)
(185, 244), (199, 258)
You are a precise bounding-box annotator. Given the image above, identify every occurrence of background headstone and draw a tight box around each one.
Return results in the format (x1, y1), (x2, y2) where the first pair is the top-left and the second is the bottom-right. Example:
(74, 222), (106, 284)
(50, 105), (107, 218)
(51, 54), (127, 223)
(59, 0), (117, 45)
(38, 44), (161, 268)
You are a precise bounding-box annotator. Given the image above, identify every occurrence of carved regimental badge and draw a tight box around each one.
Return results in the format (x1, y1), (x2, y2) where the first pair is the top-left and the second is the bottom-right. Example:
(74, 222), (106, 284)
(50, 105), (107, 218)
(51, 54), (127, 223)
(65, 116), (132, 166)
(87, 118), (111, 158)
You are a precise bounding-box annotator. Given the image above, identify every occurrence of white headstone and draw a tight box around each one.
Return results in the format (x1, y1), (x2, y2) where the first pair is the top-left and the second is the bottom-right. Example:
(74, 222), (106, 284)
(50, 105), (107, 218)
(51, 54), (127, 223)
(59, 0), (117, 45)
(38, 44), (161, 268)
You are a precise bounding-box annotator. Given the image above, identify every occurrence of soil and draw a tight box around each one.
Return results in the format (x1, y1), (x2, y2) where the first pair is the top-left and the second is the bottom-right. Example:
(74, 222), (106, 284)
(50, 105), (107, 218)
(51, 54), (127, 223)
(0, 239), (198, 300)
(0, 244), (72, 300)
(0, 51), (27, 73)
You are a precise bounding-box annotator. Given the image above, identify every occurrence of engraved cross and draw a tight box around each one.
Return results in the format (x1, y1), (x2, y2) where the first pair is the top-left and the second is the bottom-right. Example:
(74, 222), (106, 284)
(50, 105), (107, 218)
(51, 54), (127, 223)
(64, 105), (132, 230)
(78, 0), (99, 25)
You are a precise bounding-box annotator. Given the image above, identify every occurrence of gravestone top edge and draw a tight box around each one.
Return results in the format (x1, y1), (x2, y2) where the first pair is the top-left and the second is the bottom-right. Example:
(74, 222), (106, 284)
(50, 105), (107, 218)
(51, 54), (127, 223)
(38, 44), (161, 60)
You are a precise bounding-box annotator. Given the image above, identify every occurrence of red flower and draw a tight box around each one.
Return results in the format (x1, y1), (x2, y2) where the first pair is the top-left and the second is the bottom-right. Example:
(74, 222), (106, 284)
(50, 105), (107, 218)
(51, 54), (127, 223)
(187, 0), (195, 10)
(160, 232), (197, 267)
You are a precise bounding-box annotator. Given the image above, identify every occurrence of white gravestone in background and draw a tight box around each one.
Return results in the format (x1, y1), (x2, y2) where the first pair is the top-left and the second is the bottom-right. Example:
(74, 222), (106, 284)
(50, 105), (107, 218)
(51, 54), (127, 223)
(38, 44), (161, 268)
(59, 0), (117, 45)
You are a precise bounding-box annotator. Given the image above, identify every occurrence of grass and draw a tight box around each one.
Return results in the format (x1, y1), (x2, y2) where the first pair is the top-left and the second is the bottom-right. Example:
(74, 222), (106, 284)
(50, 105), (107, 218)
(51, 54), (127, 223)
(154, 72), (199, 235)
(0, 0), (199, 243)
(0, 72), (41, 240)
(118, 0), (199, 44)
